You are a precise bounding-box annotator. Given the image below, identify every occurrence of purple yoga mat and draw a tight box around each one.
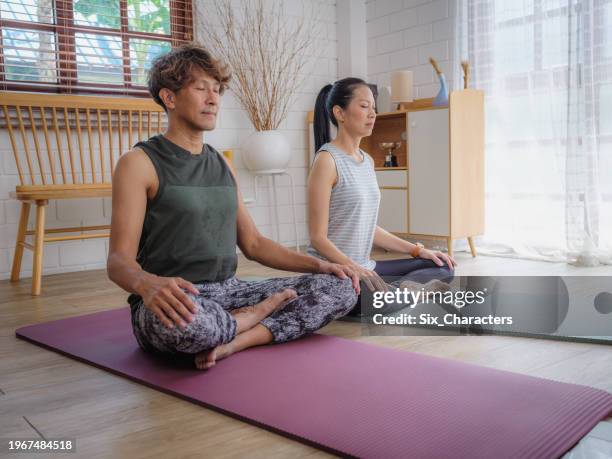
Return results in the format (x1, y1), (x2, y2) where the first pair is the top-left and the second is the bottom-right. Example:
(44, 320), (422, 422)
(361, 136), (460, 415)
(16, 307), (612, 458)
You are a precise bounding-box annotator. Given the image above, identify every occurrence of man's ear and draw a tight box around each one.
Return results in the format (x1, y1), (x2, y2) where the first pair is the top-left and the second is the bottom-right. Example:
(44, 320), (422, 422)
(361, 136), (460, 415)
(159, 88), (176, 111)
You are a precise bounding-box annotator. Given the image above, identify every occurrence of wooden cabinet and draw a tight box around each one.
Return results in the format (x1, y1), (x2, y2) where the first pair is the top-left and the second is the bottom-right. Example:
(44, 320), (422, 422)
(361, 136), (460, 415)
(362, 89), (485, 256)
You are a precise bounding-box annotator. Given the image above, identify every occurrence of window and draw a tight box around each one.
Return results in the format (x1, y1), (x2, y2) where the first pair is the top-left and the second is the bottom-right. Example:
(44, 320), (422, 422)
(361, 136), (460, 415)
(0, 0), (192, 95)
(457, 0), (612, 255)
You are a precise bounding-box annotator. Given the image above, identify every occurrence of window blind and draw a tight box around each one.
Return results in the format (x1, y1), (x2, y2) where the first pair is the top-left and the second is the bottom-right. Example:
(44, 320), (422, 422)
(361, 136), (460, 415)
(0, 0), (192, 95)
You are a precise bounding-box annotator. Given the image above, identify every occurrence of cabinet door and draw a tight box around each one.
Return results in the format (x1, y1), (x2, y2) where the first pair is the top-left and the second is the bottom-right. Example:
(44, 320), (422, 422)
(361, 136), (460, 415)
(408, 109), (450, 236)
(377, 189), (408, 234)
(376, 170), (408, 187)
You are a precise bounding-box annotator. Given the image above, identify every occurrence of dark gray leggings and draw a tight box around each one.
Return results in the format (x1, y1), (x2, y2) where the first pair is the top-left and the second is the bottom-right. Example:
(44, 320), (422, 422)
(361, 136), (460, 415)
(374, 257), (454, 283)
(131, 274), (357, 356)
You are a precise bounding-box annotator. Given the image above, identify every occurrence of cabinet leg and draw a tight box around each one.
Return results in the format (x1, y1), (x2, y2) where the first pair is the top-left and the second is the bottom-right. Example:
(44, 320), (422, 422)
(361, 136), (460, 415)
(467, 237), (477, 257)
(10, 201), (31, 282)
(32, 200), (47, 296)
(446, 238), (453, 257)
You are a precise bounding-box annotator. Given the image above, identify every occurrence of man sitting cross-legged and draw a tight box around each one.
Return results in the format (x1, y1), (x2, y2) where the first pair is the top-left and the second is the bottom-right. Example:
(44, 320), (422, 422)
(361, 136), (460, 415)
(107, 44), (360, 370)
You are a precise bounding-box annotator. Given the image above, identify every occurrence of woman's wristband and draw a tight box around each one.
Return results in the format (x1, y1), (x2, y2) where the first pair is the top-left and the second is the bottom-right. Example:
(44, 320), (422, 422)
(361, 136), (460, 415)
(410, 242), (424, 258)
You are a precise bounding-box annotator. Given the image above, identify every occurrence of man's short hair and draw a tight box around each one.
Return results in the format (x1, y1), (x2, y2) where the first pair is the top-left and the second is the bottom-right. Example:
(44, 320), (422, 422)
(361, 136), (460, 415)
(148, 43), (231, 111)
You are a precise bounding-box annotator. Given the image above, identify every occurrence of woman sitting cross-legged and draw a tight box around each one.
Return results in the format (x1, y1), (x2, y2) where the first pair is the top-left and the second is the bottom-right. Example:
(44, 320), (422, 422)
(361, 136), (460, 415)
(307, 78), (456, 311)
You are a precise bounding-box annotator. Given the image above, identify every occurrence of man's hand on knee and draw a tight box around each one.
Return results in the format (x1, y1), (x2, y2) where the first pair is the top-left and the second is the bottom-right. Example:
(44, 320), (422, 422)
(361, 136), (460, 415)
(139, 275), (199, 329)
(316, 260), (361, 295)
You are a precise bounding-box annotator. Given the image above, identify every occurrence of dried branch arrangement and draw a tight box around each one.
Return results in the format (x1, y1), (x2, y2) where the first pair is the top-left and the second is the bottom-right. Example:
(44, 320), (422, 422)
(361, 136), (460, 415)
(429, 57), (443, 75)
(461, 60), (470, 88)
(199, 0), (321, 131)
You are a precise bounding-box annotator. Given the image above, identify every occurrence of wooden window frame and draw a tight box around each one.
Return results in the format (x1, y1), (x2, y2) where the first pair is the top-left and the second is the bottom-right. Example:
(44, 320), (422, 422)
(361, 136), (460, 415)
(0, 0), (192, 96)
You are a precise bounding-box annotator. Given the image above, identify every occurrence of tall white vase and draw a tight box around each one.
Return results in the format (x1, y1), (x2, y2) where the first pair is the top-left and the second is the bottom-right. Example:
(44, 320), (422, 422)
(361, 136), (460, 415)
(241, 130), (290, 174)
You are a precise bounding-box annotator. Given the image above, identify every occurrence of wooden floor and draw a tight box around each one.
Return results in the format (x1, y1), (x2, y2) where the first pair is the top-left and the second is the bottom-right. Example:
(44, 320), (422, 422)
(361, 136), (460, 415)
(2, 250), (612, 458)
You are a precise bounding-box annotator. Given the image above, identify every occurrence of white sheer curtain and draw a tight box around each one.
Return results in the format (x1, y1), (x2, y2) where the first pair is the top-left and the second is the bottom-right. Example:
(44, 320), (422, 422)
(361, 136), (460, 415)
(455, 0), (612, 264)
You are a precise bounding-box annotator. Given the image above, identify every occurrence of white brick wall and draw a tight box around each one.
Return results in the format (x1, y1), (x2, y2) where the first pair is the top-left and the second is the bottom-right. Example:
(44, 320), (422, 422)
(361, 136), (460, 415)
(0, 0), (338, 281)
(366, 0), (457, 98)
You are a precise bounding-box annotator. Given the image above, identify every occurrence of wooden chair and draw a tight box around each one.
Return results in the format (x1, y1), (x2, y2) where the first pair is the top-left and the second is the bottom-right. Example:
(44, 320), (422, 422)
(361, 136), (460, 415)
(0, 91), (166, 295)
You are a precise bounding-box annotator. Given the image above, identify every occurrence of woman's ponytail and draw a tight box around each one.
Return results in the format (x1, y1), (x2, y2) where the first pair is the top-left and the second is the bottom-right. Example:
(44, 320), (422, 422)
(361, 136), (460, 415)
(313, 78), (371, 154)
(313, 84), (333, 153)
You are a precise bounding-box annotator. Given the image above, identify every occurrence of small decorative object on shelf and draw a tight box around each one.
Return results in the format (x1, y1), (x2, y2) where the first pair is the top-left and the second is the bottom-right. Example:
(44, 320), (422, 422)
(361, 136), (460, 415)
(390, 70), (414, 110)
(376, 86), (392, 113)
(380, 141), (401, 167)
(429, 57), (449, 106)
(461, 60), (470, 89)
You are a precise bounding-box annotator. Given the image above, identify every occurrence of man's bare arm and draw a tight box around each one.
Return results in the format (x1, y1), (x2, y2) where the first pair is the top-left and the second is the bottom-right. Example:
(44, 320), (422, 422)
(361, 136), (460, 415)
(107, 149), (151, 293)
(107, 149), (198, 329)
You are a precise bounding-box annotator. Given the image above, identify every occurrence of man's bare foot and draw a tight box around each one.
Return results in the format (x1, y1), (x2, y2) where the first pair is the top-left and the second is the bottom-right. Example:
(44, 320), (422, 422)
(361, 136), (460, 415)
(195, 324), (274, 371)
(194, 291), (297, 370)
(195, 341), (235, 370)
(231, 289), (297, 333)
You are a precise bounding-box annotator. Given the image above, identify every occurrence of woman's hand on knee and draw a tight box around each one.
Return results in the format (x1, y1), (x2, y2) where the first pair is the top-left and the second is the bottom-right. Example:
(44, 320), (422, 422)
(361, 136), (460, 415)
(419, 249), (457, 269)
(139, 274), (199, 329)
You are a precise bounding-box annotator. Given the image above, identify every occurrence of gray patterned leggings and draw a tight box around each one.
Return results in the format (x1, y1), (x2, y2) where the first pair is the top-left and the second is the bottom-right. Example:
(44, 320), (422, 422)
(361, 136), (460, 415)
(131, 274), (357, 356)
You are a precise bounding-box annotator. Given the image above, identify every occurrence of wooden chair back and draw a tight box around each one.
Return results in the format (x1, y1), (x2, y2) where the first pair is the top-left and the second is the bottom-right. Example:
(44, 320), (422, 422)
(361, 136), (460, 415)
(0, 91), (166, 188)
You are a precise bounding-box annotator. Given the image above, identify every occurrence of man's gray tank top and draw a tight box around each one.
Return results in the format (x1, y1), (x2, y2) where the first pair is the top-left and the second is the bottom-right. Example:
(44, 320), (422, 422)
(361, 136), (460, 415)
(307, 142), (380, 269)
(127, 135), (238, 307)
